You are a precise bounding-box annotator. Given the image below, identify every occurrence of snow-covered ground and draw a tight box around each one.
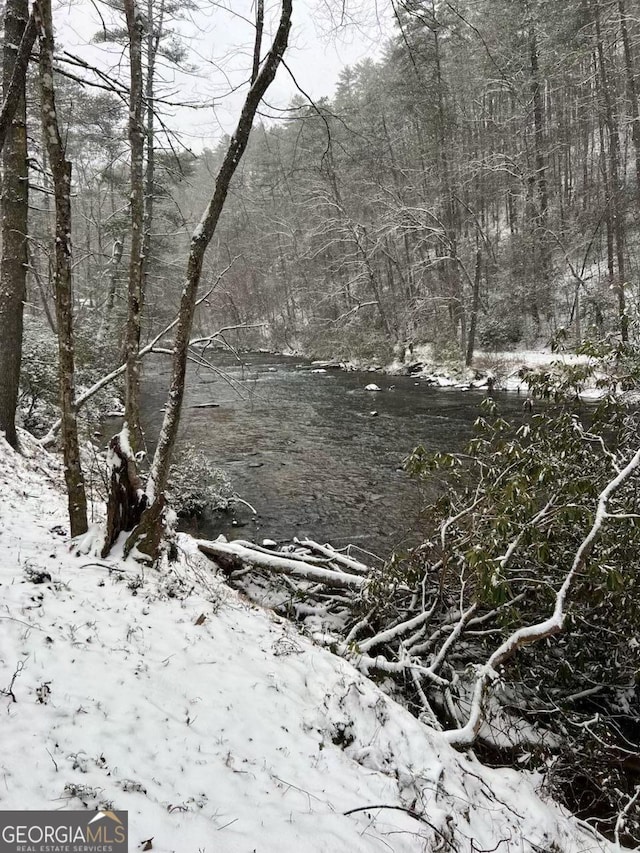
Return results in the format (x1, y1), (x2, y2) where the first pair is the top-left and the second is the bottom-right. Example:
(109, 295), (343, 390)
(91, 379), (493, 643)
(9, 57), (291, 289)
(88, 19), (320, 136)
(0, 433), (624, 851)
(384, 344), (592, 393)
(311, 345), (595, 394)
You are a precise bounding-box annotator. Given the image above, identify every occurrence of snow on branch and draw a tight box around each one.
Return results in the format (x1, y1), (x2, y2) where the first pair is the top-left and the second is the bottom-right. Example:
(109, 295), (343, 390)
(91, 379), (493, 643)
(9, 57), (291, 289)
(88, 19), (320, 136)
(297, 538), (371, 575)
(357, 600), (440, 654)
(39, 281), (223, 447)
(190, 322), (266, 348)
(444, 446), (640, 748)
(197, 538), (367, 590)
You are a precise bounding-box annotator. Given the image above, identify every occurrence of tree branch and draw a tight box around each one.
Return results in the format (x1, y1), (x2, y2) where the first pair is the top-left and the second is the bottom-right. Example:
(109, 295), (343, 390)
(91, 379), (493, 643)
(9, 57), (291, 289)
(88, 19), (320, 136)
(445, 446), (640, 747)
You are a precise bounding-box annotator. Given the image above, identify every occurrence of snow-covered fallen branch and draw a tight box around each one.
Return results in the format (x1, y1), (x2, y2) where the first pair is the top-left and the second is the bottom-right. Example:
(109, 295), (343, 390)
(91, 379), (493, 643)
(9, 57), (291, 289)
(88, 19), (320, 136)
(197, 538), (367, 590)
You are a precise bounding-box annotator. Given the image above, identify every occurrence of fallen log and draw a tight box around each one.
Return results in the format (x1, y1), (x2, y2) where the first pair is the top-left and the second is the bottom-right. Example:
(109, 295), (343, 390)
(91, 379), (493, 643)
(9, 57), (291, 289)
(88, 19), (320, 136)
(197, 538), (367, 590)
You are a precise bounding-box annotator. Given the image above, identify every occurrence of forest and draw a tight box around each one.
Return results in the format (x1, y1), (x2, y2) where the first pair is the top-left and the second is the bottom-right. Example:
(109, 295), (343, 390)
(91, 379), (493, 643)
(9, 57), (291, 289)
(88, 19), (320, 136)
(10, 0), (640, 385)
(0, 0), (640, 849)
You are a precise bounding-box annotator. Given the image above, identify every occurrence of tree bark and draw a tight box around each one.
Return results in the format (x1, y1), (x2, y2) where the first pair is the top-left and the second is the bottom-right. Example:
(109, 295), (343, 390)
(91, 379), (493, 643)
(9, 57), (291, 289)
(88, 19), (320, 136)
(0, 6), (35, 154)
(123, 0), (146, 450)
(0, 0), (29, 448)
(102, 431), (147, 557)
(97, 236), (124, 343)
(36, 0), (88, 536)
(141, 0), (161, 359)
(618, 0), (640, 205)
(433, 18), (464, 350)
(529, 25), (551, 323)
(252, 0), (264, 84)
(465, 248), (482, 367)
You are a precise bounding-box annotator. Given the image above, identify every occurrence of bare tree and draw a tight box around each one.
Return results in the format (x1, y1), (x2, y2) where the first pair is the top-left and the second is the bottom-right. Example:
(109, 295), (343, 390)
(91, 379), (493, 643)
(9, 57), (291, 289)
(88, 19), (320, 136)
(102, 0), (293, 560)
(36, 0), (88, 535)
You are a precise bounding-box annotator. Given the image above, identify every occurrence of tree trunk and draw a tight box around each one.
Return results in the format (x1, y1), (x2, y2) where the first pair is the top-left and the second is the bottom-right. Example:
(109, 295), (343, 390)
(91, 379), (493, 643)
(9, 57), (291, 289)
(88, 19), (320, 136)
(433, 21), (463, 350)
(122, 0), (293, 562)
(529, 25), (551, 324)
(618, 0), (640, 205)
(97, 236), (124, 343)
(36, 0), (88, 536)
(0, 6), (35, 154)
(593, 0), (628, 341)
(465, 248), (482, 367)
(124, 0), (146, 450)
(141, 0), (161, 356)
(102, 431), (147, 557)
(0, 0), (29, 449)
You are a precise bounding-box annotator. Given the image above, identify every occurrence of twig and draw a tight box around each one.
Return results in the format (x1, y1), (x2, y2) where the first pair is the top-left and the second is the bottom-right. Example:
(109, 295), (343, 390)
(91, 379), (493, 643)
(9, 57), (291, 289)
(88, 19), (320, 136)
(229, 496), (257, 515)
(216, 817), (238, 831)
(46, 748), (59, 772)
(80, 562), (126, 573)
(1, 660), (25, 703)
(0, 616), (46, 633)
(343, 805), (453, 847)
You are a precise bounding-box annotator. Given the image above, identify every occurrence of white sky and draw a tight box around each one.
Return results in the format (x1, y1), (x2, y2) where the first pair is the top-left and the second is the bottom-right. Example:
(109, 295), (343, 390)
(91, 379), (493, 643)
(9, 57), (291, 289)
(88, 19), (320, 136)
(55, 0), (393, 153)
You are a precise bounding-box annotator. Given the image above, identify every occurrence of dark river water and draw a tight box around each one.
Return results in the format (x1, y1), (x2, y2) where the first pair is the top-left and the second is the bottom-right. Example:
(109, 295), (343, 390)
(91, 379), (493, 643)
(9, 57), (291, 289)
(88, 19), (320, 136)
(137, 352), (526, 558)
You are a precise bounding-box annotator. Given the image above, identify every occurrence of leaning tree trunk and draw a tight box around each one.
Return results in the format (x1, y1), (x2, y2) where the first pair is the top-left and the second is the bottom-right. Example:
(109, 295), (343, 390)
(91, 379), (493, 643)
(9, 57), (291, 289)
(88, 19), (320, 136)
(0, 0), (30, 449)
(117, 0), (293, 562)
(123, 0), (146, 451)
(36, 0), (88, 536)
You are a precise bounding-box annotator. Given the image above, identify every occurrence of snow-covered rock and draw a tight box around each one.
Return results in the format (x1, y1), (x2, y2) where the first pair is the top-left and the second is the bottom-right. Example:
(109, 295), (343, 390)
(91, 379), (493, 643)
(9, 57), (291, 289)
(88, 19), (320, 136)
(364, 383), (381, 392)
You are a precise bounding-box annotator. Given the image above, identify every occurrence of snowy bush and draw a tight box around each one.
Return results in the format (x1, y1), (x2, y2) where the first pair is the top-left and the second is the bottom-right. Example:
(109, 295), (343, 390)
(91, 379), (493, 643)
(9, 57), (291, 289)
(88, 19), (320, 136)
(369, 346), (640, 842)
(478, 315), (523, 350)
(19, 315), (124, 438)
(18, 318), (59, 432)
(168, 445), (234, 518)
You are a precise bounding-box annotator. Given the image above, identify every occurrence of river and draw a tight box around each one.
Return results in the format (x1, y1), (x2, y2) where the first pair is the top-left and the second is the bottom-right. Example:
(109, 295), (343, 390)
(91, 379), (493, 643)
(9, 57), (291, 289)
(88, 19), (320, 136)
(137, 352), (526, 559)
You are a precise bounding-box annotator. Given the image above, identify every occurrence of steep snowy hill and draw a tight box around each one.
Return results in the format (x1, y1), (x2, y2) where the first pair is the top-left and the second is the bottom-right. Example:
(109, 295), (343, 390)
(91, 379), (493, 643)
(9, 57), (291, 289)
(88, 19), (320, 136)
(0, 434), (623, 851)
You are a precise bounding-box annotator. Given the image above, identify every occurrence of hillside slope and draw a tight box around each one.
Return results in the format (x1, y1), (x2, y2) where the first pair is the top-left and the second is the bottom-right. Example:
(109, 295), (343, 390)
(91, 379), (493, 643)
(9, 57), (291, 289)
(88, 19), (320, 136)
(0, 434), (622, 852)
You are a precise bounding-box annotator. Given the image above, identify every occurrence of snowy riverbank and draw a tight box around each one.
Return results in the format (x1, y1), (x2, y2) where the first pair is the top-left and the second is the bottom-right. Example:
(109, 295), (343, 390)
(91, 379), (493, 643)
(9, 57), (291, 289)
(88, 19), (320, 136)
(0, 432), (624, 851)
(304, 344), (594, 395)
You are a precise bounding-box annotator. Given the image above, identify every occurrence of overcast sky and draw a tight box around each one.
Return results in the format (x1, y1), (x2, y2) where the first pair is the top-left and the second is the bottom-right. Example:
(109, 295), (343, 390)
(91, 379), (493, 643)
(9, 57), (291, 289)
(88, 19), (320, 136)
(55, 0), (393, 152)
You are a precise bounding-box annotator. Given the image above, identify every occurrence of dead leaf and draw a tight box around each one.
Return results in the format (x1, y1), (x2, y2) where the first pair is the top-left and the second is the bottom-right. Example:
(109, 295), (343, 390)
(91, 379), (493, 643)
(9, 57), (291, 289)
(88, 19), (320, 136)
(141, 838), (153, 851)
(194, 613), (206, 626)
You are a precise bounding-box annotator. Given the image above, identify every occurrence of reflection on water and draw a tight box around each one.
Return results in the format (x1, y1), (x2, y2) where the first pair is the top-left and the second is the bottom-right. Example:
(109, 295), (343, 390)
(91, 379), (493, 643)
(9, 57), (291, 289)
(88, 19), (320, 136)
(138, 352), (525, 558)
